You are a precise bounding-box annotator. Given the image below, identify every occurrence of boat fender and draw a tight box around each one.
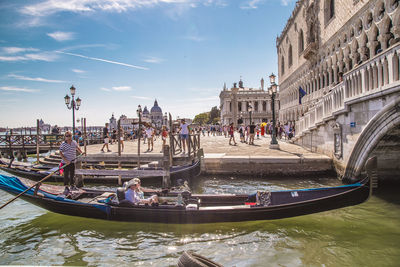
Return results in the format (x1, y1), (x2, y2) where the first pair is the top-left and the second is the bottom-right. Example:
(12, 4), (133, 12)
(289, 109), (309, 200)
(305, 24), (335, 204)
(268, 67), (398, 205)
(177, 251), (223, 267)
(116, 187), (125, 202)
(186, 203), (198, 210)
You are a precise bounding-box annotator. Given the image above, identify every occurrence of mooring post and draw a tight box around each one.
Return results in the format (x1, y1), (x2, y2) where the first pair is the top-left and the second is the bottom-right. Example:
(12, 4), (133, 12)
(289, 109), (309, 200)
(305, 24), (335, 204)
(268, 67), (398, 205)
(117, 119), (121, 156)
(36, 119), (40, 163)
(163, 144), (171, 188)
(75, 158), (84, 188)
(83, 118), (87, 155)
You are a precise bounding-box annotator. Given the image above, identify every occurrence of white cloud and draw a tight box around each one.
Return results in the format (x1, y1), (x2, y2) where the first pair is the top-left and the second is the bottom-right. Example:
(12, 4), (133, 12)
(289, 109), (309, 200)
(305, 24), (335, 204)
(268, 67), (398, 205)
(0, 51), (58, 62)
(112, 86), (132, 91)
(143, 56), (164, 64)
(56, 51), (149, 70)
(0, 86), (38, 93)
(24, 52), (58, 61)
(183, 35), (205, 42)
(0, 55), (28, 62)
(100, 87), (111, 92)
(2, 47), (39, 54)
(280, 0), (292, 6)
(130, 95), (152, 100)
(240, 0), (264, 9)
(8, 74), (66, 83)
(21, 0), (226, 17)
(72, 69), (86, 73)
(47, 31), (75, 41)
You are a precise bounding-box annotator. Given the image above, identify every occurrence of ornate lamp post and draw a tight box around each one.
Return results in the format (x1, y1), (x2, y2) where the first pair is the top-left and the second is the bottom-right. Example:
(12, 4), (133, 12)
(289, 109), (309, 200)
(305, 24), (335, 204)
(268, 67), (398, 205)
(268, 73), (279, 149)
(248, 103), (253, 125)
(163, 112), (168, 126)
(136, 105), (142, 168)
(64, 85), (81, 139)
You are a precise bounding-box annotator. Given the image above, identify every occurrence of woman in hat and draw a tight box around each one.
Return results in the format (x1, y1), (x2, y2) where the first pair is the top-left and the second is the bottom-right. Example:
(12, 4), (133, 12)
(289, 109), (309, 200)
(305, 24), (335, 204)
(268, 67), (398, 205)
(125, 178), (158, 205)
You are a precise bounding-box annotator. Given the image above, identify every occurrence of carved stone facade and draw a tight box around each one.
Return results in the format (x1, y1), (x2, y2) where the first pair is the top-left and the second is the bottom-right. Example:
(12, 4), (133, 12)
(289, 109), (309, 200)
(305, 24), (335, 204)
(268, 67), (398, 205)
(219, 80), (279, 126)
(276, 0), (400, 124)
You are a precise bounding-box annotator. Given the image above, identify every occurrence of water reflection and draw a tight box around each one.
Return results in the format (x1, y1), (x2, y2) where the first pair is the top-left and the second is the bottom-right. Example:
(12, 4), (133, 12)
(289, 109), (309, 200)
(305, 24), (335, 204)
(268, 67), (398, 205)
(0, 172), (400, 266)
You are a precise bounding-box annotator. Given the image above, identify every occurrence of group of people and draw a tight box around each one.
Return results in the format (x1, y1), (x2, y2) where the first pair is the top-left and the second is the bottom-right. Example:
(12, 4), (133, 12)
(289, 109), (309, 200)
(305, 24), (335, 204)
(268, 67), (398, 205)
(101, 123), (125, 152)
(226, 121), (295, 146)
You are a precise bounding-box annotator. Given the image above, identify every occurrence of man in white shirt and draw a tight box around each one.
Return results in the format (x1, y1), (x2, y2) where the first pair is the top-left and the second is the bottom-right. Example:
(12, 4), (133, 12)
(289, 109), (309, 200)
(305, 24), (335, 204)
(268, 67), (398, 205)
(179, 119), (189, 154)
(145, 125), (154, 151)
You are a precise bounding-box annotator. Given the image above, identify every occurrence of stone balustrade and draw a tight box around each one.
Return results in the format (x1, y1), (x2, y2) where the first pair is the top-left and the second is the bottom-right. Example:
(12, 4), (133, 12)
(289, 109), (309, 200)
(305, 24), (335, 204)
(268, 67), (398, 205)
(296, 43), (400, 135)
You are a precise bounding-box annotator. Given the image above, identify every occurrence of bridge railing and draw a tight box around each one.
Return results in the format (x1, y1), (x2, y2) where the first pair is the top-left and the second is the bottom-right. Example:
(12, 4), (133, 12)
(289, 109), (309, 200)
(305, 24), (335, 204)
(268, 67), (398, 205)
(296, 42), (400, 136)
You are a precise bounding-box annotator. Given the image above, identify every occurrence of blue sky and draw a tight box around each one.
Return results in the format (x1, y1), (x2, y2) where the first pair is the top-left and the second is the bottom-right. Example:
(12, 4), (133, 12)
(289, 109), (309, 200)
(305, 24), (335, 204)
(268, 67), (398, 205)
(0, 0), (295, 127)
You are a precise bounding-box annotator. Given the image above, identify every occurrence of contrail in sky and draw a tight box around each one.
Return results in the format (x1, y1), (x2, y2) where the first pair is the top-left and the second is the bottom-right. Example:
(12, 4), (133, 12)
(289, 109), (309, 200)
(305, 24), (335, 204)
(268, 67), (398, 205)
(56, 51), (149, 70)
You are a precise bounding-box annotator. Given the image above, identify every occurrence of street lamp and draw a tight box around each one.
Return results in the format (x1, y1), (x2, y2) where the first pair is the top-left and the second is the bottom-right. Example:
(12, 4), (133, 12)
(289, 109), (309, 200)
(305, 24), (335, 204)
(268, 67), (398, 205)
(163, 112), (168, 126)
(64, 85), (81, 139)
(268, 73), (279, 149)
(248, 103), (253, 125)
(136, 105), (142, 168)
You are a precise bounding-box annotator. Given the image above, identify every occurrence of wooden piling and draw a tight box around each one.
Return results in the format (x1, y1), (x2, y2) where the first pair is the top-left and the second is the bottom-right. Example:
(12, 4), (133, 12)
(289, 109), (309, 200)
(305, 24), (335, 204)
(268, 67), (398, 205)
(83, 118), (87, 155)
(36, 119), (40, 163)
(162, 145), (171, 188)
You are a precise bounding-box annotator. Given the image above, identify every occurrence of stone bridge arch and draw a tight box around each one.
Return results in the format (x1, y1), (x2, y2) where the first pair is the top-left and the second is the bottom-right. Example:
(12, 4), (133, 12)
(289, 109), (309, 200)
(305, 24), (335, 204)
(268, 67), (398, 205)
(343, 95), (400, 182)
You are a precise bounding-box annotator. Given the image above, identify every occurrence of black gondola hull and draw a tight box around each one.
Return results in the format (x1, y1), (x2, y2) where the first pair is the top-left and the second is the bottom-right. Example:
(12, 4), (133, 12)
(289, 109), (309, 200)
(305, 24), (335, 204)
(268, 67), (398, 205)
(1, 175), (371, 224)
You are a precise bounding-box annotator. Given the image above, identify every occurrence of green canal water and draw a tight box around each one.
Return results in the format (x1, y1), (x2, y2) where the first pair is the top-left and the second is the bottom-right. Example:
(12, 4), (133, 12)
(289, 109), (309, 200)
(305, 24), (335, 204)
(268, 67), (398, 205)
(0, 170), (399, 266)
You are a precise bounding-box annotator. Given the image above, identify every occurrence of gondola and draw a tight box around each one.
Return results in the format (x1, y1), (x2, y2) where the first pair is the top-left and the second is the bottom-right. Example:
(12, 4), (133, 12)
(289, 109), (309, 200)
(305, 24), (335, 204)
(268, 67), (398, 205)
(0, 174), (372, 224)
(0, 158), (201, 185)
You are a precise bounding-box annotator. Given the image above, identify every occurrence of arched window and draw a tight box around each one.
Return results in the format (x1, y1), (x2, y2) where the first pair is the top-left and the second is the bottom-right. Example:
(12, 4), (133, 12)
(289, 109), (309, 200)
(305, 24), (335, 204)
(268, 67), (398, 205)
(281, 56), (285, 75)
(299, 30), (304, 53)
(329, 0), (335, 19)
(289, 45), (293, 67)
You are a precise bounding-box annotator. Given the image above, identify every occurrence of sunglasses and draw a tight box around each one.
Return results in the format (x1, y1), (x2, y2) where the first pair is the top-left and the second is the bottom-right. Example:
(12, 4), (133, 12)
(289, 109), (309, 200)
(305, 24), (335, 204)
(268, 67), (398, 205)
(65, 135), (72, 137)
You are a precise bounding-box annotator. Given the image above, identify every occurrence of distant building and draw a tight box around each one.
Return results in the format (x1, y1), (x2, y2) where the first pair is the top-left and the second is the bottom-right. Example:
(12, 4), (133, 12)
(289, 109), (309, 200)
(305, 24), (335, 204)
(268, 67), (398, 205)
(150, 99), (164, 128)
(219, 80), (279, 126)
(38, 119), (51, 132)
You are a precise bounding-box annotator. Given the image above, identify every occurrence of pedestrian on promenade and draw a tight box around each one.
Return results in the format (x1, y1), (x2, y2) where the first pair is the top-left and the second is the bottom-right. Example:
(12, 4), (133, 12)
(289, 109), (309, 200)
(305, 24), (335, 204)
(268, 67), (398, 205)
(228, 122), (237, 145)
(120, 126), (124, 152)
(239, 124), (245, 143)
(245, 125), (250, 144)
(145, 125), (154, 152)
(111, 128), (117, 144)
(249, 122), (256, 145)
(161, 125), (168, 152)
(179, 119), (189, 154)
(101, 123), (111, 152)
(59, 131), (83, 191)
(256, 125), (260, 139)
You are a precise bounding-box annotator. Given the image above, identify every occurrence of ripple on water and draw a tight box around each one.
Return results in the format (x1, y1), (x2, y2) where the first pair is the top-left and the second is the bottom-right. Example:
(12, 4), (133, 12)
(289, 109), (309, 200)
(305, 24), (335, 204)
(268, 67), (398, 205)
(0, 173), (400, 266)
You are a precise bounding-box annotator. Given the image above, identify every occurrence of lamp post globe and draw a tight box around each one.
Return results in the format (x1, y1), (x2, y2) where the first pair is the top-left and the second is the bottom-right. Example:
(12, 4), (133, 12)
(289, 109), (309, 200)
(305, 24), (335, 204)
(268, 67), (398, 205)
(64, 85), (82, 139)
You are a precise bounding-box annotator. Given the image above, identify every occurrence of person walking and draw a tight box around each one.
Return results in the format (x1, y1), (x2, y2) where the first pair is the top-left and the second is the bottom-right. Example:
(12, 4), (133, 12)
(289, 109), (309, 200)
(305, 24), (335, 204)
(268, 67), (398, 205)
(249, 122), (256, 145)
(59, 131), (83, 191)
(161, 125), (168, 152)
(101, 123), (111, 152)
(145, 125), (154, 152)
(119, 126), (124, 152)
(179, 119), (189, 154)
(228, 122), (237, 145)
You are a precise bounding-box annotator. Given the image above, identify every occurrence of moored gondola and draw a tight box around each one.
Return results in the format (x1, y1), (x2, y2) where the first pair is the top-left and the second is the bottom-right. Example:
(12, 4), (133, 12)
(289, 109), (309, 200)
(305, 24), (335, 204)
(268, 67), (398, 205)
(0, 158), (201, 185)
(0, 174), (372, 224)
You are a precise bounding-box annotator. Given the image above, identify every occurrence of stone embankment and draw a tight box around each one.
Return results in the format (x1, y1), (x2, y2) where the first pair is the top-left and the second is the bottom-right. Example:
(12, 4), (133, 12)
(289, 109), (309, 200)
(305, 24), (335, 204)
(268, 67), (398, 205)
(85, 134), (333, 177)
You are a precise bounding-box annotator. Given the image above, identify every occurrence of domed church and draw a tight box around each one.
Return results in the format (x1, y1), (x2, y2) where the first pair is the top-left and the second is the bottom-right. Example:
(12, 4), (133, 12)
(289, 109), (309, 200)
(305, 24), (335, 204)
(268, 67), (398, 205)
(150, 99), (163, 128)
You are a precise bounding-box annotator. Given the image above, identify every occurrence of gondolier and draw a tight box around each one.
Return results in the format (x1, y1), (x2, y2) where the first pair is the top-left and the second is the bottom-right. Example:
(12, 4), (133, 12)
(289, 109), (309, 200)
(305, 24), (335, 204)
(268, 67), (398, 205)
(59, 131), (83, 190)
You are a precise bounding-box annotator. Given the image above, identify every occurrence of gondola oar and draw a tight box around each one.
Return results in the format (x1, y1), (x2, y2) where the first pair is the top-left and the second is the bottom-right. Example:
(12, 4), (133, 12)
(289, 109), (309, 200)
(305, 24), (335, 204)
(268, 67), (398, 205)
(0, 153), (85, 210)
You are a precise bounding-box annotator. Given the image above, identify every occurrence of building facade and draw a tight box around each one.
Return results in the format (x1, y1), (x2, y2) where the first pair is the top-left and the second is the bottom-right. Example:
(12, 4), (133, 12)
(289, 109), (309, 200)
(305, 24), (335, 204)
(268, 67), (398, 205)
(277, 0), (399, 125)
(220, 80), (279, 126)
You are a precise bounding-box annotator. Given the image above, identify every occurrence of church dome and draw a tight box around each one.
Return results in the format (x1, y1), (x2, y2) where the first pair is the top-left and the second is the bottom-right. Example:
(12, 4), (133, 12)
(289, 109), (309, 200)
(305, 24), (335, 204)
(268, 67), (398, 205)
(150, 100), (162, 114)
(143, 106), (149, 115)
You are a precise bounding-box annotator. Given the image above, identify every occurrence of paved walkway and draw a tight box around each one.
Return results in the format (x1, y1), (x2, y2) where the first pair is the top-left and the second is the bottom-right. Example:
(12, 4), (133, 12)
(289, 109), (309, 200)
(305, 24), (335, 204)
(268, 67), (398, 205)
(85, 133), (328, 159)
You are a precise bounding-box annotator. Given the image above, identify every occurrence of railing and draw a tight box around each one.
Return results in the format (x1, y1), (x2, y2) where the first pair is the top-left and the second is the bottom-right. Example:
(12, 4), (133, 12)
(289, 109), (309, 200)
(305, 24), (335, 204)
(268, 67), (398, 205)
(295, 43), (400, 136)
(169, 133), (201, 158)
